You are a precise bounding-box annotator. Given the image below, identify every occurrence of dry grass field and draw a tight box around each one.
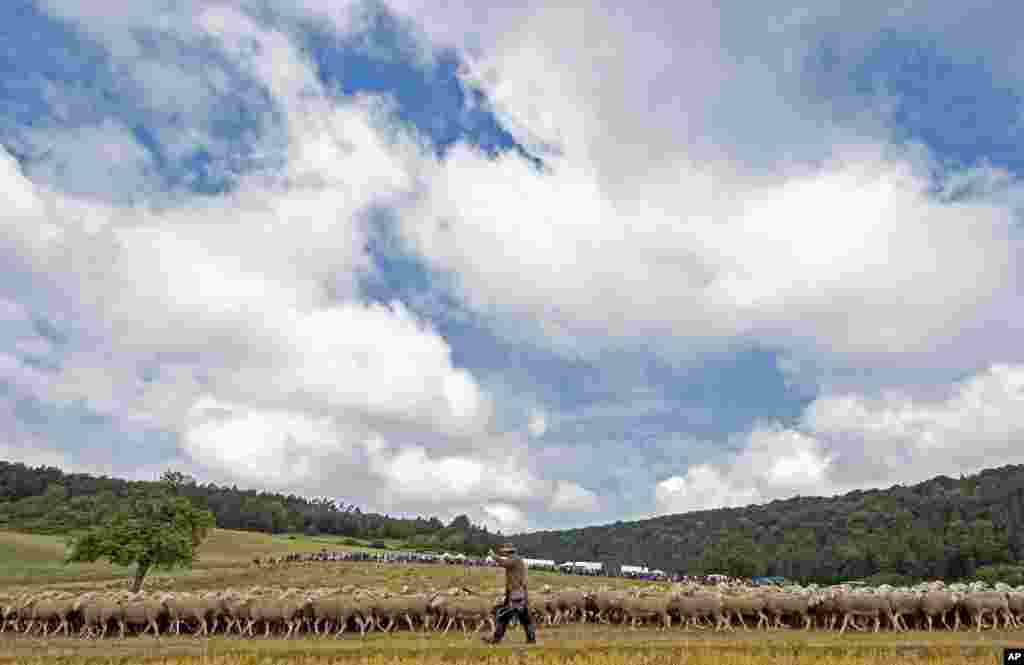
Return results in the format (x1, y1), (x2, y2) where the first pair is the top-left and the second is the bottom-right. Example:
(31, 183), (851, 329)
(0, 529), (1018, 664)
(0, 529), (399, 590)
(0, 529), (652, 595)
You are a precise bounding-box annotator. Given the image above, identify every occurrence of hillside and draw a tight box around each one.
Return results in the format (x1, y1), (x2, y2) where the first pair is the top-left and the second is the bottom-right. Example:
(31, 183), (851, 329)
(5, 459), (1024, 585)
(0, 462), (499, 556)
(0, 528), (337, 588)
(508, 465), (1024, 584)
(0, 528), (654, 596)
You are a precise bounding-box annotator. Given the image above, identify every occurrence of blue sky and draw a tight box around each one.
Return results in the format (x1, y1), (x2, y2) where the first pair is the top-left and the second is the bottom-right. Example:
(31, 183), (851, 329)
(2, 0), (1023, 532)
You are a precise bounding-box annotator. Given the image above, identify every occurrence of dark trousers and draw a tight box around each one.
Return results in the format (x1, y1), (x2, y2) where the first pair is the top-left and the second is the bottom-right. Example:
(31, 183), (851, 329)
(492, 603), (536, 643)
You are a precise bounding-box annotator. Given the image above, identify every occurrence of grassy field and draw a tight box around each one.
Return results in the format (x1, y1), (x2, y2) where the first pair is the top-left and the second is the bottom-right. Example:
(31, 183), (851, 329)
(0, 529), (654, 595)
(0, 529), (1018, 664)
(0, 528), (346, 589)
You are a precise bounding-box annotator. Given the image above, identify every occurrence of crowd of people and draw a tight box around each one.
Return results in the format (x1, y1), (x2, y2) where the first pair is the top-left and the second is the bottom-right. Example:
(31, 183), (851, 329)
(252, 549), (752, 584)
(253, 550), (502, 568)
(673, 574), (754, 586)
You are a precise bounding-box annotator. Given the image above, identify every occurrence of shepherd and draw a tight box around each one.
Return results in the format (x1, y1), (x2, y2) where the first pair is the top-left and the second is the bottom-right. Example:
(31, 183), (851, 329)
(482, 543), (537, 644)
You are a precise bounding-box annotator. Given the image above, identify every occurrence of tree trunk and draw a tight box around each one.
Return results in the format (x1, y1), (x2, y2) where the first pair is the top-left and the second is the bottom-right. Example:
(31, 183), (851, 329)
(131, 562), (150, 592)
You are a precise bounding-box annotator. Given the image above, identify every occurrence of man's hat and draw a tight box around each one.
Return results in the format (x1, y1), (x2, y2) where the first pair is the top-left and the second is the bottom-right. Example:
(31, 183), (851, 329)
(498, 543), (517, 554)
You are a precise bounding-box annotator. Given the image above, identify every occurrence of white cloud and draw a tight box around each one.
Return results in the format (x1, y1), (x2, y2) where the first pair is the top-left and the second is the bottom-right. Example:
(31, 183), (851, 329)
(656, 363), (1024, 514)
(384, 0), (1024, 385)
(404, 134), (1023, 374)
(481, 503), (528, 534)
(183, 397), (353, 485)
(0, 5), (504, 523)
(7, 0), (1024, 533)
(17, 120), (162, 203)
(527, 410), (547, 438)
(550, 480), (601, 513)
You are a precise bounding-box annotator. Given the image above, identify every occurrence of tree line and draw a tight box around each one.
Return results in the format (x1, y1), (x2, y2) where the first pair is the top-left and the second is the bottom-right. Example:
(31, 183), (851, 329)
(0, 462), (498, 556)
(505, 464), (1024, 586)
(7, 460), (1024, 586)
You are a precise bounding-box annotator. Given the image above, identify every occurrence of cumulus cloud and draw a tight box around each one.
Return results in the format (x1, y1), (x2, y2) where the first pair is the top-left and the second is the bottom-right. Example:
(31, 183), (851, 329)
(404, 118), (1024, 375)
(550, 480), (601, 514)
(183, 397), (353, 485)
(5, 0), (1024, 533)
(481, 503), (529, 534)
(0, 396), (72, 470)
(387, 0), (1024, 385)
(0, 3), (511, 522)
(527, 410), (547, 438)
(656, 363), (1024, 513)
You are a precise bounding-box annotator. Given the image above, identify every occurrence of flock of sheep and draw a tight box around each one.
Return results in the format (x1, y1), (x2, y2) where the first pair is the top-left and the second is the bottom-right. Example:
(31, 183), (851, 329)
(3, 580), (1024, 640)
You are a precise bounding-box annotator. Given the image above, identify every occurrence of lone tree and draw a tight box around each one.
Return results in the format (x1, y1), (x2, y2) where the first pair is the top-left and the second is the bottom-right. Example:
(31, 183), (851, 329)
(65, 478), (216, 591)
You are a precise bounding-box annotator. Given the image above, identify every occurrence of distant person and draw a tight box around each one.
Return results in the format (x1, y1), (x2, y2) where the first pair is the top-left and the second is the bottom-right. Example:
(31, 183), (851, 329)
(483, 544), (536, 644)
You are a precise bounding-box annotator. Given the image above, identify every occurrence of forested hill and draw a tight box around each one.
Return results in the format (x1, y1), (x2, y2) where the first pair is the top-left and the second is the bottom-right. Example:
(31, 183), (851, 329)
(6, 459), (1024, 585)
(0, 461), (499, 555)
(508, 465), (1024, 585)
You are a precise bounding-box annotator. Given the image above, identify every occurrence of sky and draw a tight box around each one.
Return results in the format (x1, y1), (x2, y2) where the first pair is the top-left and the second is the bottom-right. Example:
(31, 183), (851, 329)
(2, 0), (1023, 534)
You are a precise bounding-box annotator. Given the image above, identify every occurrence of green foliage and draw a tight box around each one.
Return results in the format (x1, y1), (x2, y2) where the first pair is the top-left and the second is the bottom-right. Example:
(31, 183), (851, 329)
(65, 485), (215, 590)
(7, 461), (1024, 584)
(0, 461), (496, 555)
(863, 572), (921, 586)
(698, 529), (767, 578)
(509, 465), (1024, 583)
(974, 563), (1024, 586)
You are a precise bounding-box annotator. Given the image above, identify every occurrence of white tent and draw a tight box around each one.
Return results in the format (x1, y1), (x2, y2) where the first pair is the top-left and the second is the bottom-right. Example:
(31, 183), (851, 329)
(621, 565), (649, 576)
(523, 558), (556, 568)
